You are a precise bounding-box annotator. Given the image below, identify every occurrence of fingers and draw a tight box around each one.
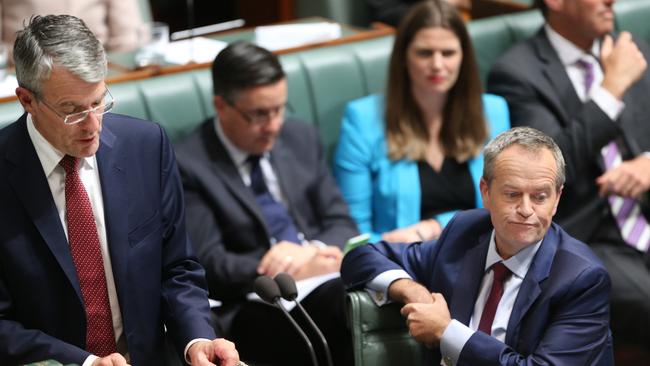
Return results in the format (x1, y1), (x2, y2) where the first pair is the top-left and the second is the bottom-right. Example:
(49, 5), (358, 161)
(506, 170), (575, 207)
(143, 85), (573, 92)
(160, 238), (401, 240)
(213, 338), (240, 366)
(600, 34), (613, 60)
(92, 353), (129, 366)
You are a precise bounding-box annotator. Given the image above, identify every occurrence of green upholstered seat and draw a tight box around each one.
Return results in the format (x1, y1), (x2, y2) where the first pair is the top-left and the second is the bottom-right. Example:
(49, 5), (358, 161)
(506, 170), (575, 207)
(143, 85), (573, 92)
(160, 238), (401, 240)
(110, 81), (149, 120)
(343, 36), (394, 95)
(347, 290), (426, 366)
(190, 68), (215, 119)
(615, 0), (650, 45)
(138, 73), (208, 143)
(280, 54), (317, 124)
(0, 100), (23, 130)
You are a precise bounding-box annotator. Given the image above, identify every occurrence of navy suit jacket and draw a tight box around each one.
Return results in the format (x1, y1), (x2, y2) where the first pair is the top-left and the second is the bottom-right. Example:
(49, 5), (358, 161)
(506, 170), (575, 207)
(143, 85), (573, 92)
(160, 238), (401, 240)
(342, 209), (613, 365)
(0, 114), (216, 365)
(175, 118), (359, 332)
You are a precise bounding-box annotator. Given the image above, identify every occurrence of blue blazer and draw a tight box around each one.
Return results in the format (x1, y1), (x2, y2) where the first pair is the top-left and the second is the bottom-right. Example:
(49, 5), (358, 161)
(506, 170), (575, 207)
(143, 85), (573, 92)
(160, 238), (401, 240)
(341, 209), (613, 365)
(0, 114), (216, 365)
(333, 94), (510, 242)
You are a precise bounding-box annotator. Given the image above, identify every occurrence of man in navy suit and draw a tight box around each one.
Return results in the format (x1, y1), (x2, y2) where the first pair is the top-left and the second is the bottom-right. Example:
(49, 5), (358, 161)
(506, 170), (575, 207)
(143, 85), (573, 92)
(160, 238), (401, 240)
(0, 15), (239, 365)
(342, 127), (613, 365)
(176, 41), (358, 366)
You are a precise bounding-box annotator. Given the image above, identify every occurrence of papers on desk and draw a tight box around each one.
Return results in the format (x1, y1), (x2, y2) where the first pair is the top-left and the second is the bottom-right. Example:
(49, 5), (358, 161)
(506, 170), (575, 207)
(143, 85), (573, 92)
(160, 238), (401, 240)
(255, 22), (342, 51)
(247, 272), (340, 311)
(163, 37), (228, 65)
(0, 75), (18, 98)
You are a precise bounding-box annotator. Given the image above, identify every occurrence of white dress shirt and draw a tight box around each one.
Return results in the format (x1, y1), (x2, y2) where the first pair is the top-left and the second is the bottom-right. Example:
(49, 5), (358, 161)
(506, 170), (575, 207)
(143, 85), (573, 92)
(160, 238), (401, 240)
(26, 115), (125, 366)
(367, 231), (542, 365)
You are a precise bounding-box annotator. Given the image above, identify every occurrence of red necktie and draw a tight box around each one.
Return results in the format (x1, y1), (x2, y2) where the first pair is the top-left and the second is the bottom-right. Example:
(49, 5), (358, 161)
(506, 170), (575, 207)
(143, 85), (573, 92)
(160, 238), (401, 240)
(478, 262), (511, 335)
(60, 155), (117, 356)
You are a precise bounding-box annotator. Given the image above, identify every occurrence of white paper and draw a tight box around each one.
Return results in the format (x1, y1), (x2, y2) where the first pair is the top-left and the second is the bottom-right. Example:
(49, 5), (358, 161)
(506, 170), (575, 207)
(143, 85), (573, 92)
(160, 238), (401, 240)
(255, 23), (342, 51)
(247, 272), (340, 311)
(163, 37), (228, 65)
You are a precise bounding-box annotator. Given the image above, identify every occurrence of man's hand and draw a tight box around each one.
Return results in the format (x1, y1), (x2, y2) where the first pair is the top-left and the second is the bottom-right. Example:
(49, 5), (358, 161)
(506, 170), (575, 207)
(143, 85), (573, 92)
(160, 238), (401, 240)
(596, 155), (650, 198)
(600, 32), (647, 99)
(91, 353), (129, 366)
(292, 246), (342, 280)
(400, 293), (451, 347)
(187, 338), (239, 366)
(388, 279), (434, 305)
(382, 219), (441, 243)
(257, 242), (319, 277)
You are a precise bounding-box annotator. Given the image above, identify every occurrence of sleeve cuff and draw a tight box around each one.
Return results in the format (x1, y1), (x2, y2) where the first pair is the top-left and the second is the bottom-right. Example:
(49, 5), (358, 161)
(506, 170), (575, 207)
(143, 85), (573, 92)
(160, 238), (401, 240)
(366, 269), (412, 306)
(590, 85), (625, 121)
(440, 319), (475, 366)
(184, 338), (212, 364)
(82, 355), (99, 366)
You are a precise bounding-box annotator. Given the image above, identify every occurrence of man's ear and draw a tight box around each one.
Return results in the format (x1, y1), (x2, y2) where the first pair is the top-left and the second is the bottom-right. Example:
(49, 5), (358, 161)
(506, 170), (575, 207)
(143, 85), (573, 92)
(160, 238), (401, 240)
(15, 87), (37, 115)
(214, 95), (226, 112)
(552, 185), (564, 216)
(480, 178), (490, 209)
(544, 0), (563, 12)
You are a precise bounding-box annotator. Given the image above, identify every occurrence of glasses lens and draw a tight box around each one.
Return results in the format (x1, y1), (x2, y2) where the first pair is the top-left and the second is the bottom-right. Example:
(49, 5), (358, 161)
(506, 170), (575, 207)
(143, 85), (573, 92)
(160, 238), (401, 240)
(64, 94), (114, 125)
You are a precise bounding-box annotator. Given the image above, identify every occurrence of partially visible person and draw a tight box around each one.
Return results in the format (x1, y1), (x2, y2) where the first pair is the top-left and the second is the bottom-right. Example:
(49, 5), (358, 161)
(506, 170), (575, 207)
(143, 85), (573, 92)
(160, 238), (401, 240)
(342, 127), (613, 365)
(487, 0), (650, 353)
(334, 0), (509, 243)
(175, 41), (358, 366)
(0, 15), (239, 365)
(0, 0), (144, 51)
(366, 0), (470, 27)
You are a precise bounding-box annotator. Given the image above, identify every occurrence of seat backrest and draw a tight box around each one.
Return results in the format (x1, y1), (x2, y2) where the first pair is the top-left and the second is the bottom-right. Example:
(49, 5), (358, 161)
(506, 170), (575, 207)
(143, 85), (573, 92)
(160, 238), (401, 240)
(347, 291), (426, 366)
(615, 0), (650, 45)
(0, 100), (24, 130)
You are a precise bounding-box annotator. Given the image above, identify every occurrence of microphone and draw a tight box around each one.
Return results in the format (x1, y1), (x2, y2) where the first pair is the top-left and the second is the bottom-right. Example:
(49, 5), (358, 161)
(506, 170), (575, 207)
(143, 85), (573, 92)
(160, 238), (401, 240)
(253, 276), (319, 366)
(274, 273), (334, 366)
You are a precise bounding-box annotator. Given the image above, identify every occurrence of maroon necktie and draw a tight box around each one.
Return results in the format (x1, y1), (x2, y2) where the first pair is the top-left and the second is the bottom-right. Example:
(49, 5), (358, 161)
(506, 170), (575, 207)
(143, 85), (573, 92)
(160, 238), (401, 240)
(478, 262), (511, 335)
(60, 155), (117, 356)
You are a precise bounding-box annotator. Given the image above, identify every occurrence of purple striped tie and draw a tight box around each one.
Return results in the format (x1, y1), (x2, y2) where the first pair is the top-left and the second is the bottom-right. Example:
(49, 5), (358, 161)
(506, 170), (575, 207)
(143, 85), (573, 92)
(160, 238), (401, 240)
(578, 59), (650, 252)
(602, 141), (650, 252)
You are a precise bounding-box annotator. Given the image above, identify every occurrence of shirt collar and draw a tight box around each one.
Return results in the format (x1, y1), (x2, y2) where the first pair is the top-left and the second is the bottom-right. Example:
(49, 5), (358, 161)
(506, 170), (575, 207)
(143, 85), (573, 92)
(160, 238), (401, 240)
(545, 24), (601, 66)
(484, 230), (543, 279)
(26, 113), (96, 177)
(213, 115), (269, 167)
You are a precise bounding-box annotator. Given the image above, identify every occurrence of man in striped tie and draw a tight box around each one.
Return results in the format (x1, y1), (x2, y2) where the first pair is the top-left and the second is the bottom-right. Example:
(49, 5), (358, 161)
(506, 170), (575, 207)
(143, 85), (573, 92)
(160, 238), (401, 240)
(488, 0), (650, 359)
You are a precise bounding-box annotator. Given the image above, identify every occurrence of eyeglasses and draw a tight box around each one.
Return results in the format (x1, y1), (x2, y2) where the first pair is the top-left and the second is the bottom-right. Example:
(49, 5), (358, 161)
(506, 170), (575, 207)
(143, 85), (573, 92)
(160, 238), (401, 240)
(225, 99), (290, 125)
(37, 89), (115, 125)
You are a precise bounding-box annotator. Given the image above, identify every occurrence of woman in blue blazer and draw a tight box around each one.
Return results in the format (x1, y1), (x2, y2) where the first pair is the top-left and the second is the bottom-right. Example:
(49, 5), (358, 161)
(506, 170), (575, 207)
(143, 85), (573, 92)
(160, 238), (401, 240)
(334, 0), (509, 243)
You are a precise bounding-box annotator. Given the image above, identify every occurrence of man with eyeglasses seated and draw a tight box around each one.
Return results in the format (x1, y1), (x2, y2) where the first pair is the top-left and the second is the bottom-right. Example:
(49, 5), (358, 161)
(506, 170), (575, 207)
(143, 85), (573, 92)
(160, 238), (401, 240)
(175, 41), (358, 366)
(0, 15), (240, 366)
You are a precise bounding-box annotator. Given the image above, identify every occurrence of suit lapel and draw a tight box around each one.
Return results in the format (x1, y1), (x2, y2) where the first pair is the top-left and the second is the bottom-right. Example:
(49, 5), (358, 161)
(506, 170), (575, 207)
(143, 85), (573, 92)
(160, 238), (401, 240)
(96, 124), (130, 301)
(202, 122), (269, 236)
(449, 232), (490, 325)
(6, 116), (83, 300)
(533, 31), (584, 127)
(505, 227), (557, 345)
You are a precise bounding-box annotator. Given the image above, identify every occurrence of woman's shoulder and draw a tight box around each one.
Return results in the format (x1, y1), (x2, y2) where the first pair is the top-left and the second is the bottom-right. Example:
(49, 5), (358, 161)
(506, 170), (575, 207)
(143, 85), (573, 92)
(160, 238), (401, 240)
(481, 93), (507, 109)
(481, 93), (510, 137)
(343, 94), (386, 133)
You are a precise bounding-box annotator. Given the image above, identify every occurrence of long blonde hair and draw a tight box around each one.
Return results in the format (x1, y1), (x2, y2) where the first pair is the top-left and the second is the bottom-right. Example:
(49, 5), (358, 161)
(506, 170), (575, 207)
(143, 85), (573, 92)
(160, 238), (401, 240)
(385, 0), (487, 162)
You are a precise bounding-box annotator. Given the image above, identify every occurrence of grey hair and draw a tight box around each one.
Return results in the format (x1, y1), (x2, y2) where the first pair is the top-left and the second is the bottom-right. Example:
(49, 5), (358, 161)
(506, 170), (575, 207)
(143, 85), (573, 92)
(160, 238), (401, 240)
(13, 15), (107, 96)
(483, 127), (566, 191)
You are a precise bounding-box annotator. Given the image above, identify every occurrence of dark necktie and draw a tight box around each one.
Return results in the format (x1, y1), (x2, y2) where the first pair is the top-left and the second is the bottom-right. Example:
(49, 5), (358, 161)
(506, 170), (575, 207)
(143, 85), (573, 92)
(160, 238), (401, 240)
(577, 59), (650, 252)
(247, 155), (301, 244)
(60, 155), (117, 356)
(478, 262), (511, 335)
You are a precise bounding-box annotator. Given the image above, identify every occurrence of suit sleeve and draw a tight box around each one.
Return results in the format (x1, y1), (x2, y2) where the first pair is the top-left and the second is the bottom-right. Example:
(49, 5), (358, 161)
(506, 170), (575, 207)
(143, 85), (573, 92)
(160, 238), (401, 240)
(157, 127), (217, 350)
(458, 265), (612, 365)
(487, 55), (620, 184)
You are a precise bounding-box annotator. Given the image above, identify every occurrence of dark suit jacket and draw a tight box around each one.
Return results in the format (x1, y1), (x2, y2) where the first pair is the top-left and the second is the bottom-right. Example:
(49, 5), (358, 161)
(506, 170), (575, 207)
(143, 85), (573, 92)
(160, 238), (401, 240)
(175, 118), (359, 332)
(342, 209), (613, 365)
(487, 29), (650, 244)
(0, 114), (216, 365)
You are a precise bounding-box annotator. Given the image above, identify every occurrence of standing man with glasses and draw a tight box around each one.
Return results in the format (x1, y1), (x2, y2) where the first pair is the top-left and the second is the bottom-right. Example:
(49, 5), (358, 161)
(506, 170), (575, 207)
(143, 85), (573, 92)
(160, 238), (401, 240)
(175, 41), (358, 366)
(0, 15), (240, 366)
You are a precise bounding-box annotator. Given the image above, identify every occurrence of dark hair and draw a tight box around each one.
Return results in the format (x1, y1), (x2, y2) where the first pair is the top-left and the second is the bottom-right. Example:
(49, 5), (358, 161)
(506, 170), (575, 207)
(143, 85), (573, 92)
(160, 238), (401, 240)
(385, 0), (487, 162)
(211, 41), (286, 100)
(535, 0), (548, 16)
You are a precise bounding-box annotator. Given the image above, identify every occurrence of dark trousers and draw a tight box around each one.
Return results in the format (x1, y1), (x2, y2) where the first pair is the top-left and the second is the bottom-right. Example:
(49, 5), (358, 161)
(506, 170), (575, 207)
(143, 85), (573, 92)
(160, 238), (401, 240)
(230, 278), (353, 366)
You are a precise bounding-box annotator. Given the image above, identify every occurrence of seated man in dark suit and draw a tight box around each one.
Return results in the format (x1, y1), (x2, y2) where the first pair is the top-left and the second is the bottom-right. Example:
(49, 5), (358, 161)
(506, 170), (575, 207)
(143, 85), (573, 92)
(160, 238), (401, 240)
(175, 41), (359, 366)
(487, 0), (650, 353)
(0, 15), (239, 366)
(342, 127), (613, 365)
